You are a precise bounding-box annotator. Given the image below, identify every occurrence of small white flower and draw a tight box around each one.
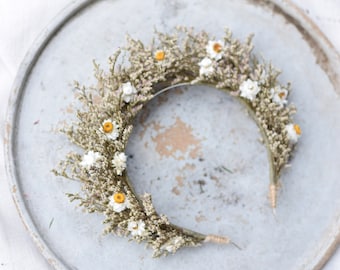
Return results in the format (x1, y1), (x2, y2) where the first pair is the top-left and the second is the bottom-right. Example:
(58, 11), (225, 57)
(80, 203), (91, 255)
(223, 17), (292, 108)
(121, 82), (137, 103)
(285, 123), (301, 143)
(79, 151), (101, 169)
(161, 236), (184, 253)
(109, 193), (129, 212)
(112, 152), (127, 175)
(239, 79), (261, 101)
(206, 40), (224, 60)
(100, 119), (119, 140)
(199, 57), (214, 76)
(128, 220), (145, 236)
(270, 86), (288, 108)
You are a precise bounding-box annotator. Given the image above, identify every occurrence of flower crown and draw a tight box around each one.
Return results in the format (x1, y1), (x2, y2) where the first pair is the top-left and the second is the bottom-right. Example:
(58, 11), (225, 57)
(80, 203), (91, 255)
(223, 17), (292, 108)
(54, 27), (300, 257)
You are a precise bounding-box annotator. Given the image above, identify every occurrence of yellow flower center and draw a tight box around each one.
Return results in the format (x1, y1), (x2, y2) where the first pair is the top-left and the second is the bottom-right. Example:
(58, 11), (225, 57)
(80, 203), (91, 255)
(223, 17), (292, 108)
(278, 92), (286, 99)
(213, 43), (222, 53)
(155, 50), (165, 61)
(294, 124), (301, 135)
(113, 193), (125, 203)
(103, 122), (113, 133)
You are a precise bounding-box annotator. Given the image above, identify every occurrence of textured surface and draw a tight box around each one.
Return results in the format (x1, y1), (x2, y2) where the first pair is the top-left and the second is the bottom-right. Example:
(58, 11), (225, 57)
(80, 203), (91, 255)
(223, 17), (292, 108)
(1, 0), (340, 269)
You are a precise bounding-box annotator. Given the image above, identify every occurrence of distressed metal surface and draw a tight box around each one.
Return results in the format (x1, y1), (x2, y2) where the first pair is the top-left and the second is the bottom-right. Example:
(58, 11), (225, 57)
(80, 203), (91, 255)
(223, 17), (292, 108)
(5, 0), (340, 269)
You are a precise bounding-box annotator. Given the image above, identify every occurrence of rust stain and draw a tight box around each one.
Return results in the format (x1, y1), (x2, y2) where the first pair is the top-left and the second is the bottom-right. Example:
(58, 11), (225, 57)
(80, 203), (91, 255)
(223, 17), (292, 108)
(157, 94), (169, 106)
(12, 185), (17, 193)
(189, 144), (201, 159)
(172, 186), (180, 195)
(180, 163), (196, 171)
(32, 233), (45, 252)
(175, 175), (184, 187)
(11, 196), (31, 234)
(152, 117), (202, 159)
(210, 175), (223, 188)
(139, 127), (147, 140)
(152, 121), (163, 132)
(4, 122), (11, 145)
(6, 122), (11, 137)
(65, 104), (74, 114)
(195, 214), (207, 223)
(139, 120), (164, 140)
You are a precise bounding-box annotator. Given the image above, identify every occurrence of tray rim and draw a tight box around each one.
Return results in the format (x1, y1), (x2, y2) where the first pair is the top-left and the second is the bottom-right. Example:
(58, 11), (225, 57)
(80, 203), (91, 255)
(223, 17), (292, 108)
(4, 0), (340, 269)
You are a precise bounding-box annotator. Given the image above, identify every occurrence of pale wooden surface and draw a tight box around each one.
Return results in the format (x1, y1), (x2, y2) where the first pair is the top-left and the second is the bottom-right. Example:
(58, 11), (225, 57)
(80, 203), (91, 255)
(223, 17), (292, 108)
(0, 0), (339, 269)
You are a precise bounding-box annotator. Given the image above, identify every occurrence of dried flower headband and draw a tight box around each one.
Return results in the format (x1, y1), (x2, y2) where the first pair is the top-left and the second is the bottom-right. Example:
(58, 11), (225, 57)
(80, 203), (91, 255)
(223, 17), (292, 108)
(54, 27), (300, 257)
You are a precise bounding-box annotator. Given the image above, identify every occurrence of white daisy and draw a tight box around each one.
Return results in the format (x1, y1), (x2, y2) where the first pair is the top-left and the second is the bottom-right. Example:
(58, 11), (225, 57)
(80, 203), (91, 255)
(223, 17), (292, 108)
(109, 193), (130, 213)
(100, 119), (119, 140)
(199, 57), (214, 76)
(112, 152), (127, 175)
(270, 86), (288, 108)
(285, 123), (301, 143)
(206, 40), (224, 60)
(121, 82), (137, 103)
(128, 220), (146, 236)
(239, 79), (261, 101)
(79, 151), (101, 169)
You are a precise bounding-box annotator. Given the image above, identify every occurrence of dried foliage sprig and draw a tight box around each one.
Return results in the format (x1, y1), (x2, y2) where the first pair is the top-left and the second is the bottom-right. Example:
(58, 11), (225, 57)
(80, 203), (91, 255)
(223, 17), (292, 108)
(53, 27), (300, 257)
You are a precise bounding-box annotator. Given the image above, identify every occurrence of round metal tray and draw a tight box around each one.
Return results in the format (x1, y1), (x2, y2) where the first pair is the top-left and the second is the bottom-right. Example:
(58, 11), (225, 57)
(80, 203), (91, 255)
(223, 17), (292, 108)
(5, 0), (340, 269)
